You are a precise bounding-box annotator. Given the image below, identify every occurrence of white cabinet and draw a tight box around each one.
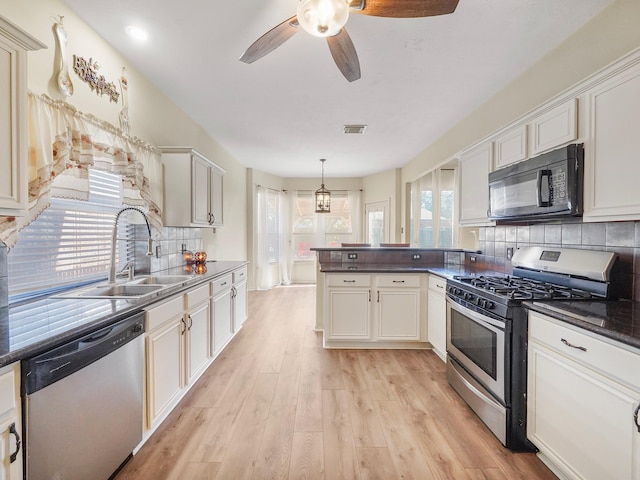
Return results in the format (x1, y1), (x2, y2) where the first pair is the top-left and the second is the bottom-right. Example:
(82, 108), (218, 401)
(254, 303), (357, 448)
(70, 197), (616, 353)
(324, 273), (427, 347)
(494, 124), (528, 169)
(0, 363), (22, 480)
(160, 147), (225, 227)
(326, 274), (372, 340)
(232, 266), (248, 330)
(458, 142), (494, 226)
(0, 18), (45, 216)
(530, 98), (577, 156)
(212, 273), (234, 355)
(584, 61), (640, 222)
(185, 284), (211, 383)
(427, 274), (447, 362)
(527, 311), (640, 480)
(376, 275), (421, 341)
(145, 296), (185, 429)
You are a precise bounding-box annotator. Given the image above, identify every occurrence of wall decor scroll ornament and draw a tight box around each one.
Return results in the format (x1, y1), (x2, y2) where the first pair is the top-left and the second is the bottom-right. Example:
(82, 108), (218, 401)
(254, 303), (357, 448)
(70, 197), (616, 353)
(72, 55), (120, 103)
(52, 16), (74, 97)
(119, 67), (131, 135)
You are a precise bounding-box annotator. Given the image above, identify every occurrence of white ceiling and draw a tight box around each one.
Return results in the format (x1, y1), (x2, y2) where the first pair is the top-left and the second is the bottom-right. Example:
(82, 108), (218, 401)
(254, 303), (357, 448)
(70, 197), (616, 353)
(62, 0), (613, 178)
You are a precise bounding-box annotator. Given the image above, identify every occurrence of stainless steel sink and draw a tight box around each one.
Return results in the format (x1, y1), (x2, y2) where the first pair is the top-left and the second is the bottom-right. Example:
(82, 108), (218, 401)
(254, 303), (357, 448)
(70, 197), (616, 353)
(129, 275), (192, 285)
(54, 284), (165, 299)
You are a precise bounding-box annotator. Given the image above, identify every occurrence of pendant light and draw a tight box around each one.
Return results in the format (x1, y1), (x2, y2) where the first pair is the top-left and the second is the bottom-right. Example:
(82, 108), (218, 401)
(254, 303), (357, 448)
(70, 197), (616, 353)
(315, 158), (331, 213)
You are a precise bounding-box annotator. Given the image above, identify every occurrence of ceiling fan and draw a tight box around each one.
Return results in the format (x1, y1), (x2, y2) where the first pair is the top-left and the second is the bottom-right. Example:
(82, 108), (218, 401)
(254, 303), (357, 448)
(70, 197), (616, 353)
(239, 0), (460, 82)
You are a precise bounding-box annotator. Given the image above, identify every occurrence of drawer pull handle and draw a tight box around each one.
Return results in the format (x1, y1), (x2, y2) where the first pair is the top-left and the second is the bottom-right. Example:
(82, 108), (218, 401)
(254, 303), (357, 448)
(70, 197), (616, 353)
(9, 422), (20, 463)
(392, 280), (405, 283)
(343, 280), (356, 283)
(634, 403), (640, 433)
(221, 281), (227, 286)
(436, 284), (444, 289)
(561, 338), (587, 352)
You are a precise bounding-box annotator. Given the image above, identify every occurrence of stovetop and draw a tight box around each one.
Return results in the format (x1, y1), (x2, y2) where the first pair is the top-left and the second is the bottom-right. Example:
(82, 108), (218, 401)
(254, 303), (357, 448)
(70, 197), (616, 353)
(455, 275), (596, 301)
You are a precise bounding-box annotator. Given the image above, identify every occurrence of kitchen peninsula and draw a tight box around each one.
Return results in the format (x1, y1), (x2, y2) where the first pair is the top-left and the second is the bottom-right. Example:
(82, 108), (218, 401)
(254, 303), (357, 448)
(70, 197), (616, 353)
(313, 246), (485, 351)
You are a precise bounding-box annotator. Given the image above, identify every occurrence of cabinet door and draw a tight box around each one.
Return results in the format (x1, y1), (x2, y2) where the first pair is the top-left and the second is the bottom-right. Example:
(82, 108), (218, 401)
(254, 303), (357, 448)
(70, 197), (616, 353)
(377, 289), (420, 340)
(233, 280), (248, 330)
(530, 98), (577, 156)
(0, 418), (21, 480)
(327, 289), (371, 339)
(494, 124), (527, 169)
(209, 167), (223, 226)
(528, 342), (640, 480)
(213, 289), (233, 354)
(459, 142), (493, 225)
(146, 317), (184, 428)
(192, 154), (211, 225)
(186, 301), (211, 383)
(584, 64), (640, 221)
(427, 290), (447, 361)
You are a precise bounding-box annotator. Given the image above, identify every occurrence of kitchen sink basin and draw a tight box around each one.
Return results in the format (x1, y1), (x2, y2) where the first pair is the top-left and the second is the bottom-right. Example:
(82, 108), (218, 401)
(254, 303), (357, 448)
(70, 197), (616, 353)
(129, 275), (192, 285)
(54, 284), (166, 299)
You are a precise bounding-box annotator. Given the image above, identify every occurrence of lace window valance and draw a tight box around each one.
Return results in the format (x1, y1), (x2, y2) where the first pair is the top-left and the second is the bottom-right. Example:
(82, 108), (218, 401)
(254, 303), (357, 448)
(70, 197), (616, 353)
(0, 92), (163, 248)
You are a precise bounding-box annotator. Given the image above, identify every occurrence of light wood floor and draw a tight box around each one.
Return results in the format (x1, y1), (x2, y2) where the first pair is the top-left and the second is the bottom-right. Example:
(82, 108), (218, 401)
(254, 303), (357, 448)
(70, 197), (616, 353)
(116, 285), (557, 480)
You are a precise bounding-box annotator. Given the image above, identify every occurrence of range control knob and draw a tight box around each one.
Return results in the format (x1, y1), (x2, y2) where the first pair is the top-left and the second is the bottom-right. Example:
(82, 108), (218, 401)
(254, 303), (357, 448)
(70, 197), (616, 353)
(463, 293), (474, 301)
(448, 286), (455, 294)
(454, 288), (462, 296)
(479, 299), (487, 308)
(486, 301), (495, 310)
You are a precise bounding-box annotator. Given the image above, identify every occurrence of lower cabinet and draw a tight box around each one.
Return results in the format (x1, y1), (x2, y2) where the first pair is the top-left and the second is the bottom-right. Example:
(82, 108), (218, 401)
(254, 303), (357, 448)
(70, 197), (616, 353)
(212, 273), (233, 355)
(185, 284), (211, 383)
(427, 274), (447, 361)
(527, 311), (640, 480)
(324, 273), (426, 347)
(0, 363), (22, 480)
(232, 266), (248, 331)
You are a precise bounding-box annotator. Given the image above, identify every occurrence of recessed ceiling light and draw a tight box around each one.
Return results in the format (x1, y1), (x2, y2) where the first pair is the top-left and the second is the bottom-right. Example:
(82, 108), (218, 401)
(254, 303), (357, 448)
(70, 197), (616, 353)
(344, 124), (367, 134)
(126, 25), (148, 42)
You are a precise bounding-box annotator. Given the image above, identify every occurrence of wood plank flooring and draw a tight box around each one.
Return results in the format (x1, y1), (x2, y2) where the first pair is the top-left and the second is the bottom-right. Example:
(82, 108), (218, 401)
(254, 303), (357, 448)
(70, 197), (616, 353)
(116, 285), (557, 480)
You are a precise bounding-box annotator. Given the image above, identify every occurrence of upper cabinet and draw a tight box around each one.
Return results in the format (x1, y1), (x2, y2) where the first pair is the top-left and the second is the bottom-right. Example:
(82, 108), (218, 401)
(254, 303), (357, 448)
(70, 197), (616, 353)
(583, 59), (640, 222)
(161, 147), (225, 227)
(494, 124), (528, 169)
(0, 17), (45, 216)
(458, 141), (494, 226)
(530, 98), (577, 156)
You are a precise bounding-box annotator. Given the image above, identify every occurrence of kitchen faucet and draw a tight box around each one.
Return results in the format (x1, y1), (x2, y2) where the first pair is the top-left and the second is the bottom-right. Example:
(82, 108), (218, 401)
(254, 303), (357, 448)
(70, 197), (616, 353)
(108, 206), (154, 284)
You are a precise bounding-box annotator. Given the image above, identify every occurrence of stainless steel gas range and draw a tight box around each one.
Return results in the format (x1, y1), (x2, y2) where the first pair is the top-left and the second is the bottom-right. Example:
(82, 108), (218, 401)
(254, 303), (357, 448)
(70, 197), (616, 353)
(445, 246), (618, 451)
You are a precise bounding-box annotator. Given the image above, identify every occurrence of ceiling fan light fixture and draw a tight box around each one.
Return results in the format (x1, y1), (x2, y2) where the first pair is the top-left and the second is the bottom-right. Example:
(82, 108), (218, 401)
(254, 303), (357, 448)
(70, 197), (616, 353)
(315, 159), (331, 213)
(297, 0), (350, 38)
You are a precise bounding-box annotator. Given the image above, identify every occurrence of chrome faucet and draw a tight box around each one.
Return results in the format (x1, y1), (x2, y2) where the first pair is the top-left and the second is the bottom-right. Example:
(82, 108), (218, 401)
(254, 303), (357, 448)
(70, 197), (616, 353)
(108, 207), (154, 284)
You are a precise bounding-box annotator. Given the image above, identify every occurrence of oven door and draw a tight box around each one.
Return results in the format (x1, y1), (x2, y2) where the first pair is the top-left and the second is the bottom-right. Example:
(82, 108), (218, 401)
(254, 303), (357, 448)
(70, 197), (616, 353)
(446, 297), (506, 403)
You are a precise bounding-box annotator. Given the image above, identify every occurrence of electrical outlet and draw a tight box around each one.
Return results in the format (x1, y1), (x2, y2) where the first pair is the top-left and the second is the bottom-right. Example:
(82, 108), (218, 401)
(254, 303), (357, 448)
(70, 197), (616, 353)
(412, 254), (421, 260)
(507, 247), (514, 260)
(155, 245), (162, 258)
(469, 255), (477, 263)
(347, 253), (358, 260)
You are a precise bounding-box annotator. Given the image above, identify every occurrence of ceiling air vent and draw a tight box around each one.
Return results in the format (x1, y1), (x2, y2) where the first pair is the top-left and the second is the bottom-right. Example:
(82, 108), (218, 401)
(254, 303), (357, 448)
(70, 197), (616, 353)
(343, 124), (367, 134)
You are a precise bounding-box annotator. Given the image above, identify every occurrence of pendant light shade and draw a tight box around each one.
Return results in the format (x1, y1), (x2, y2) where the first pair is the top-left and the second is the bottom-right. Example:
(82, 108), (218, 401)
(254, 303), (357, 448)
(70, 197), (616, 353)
(315, 159), (331, 213)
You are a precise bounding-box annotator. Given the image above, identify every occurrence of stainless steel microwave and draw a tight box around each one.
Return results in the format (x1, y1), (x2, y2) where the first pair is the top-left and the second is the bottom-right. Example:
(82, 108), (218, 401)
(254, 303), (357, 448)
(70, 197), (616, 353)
(488, 144), (583, 221)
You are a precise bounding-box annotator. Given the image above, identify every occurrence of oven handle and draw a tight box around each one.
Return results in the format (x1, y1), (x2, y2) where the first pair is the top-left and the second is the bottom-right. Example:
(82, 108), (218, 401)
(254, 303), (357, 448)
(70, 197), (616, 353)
(446, 296), (506, 332)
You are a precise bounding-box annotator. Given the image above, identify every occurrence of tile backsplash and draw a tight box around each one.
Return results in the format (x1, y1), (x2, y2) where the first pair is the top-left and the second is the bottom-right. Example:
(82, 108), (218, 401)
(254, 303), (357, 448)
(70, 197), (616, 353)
(473, 220), (640, 300)
(131, 225), (203, 274)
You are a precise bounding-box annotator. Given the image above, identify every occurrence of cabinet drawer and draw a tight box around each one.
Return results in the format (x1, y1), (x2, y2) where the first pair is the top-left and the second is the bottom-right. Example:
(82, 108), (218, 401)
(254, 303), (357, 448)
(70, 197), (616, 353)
(146, 295), (184, 331)
(186, 283), (210, 307)
(376, 274), (420, 288)
(0, 367), (16, 417)
(529, 312), (640, 389)
(212, 273), (233, 293)
(327, 274), (371, 287)
(233, 266), (247, 283)
(428, 275), (446, 293)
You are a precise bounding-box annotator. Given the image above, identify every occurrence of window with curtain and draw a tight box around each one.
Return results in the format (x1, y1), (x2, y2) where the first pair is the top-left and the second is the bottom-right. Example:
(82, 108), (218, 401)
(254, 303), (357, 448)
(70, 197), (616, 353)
(8, 169), (127, 301)
(256, 186), (290, 290)
(410, 167), (456, 248)
(292, 191), (361, 261)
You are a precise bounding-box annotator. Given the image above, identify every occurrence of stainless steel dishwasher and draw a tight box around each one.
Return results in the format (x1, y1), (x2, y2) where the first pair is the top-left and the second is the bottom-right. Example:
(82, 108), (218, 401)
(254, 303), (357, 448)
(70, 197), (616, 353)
(22, 311), (145, 480)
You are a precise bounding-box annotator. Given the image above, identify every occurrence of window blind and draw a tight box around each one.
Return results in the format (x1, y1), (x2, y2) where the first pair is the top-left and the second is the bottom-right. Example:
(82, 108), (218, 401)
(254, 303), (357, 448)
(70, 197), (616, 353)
(8, 170), (125, 300)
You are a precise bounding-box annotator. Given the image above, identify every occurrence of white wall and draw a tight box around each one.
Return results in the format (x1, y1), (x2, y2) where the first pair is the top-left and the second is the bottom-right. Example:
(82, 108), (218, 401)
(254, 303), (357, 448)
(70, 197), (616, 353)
(1, 0), (247, 261)
(362, 169), (402, 242)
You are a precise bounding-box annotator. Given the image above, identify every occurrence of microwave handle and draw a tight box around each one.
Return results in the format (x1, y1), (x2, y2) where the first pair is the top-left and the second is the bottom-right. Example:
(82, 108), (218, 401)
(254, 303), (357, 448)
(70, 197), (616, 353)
(537, 169), (552, 207)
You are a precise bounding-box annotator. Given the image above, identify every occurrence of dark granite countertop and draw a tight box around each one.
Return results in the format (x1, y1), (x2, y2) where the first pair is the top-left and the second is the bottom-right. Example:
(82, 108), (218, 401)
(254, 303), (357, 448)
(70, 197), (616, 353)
(0, 261), (247, 368)
(525, 301), (640, 350)
(319, 263), (503, 279)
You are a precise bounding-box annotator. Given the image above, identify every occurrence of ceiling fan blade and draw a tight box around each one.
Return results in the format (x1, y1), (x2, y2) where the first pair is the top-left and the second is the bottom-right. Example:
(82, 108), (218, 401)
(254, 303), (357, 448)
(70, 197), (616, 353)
(239, 16), (299, 64)
(350, 0), (459, 18)
(327, 28), (361, 82)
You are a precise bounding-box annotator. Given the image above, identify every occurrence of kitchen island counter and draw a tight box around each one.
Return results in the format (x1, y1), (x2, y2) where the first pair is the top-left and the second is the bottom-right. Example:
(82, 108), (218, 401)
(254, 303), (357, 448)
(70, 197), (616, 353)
(0, 261), (247, 367)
